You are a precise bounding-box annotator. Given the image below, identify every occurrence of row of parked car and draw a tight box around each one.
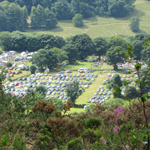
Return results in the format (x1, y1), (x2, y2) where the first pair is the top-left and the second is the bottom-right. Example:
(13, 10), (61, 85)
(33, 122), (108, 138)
(3, 72), (98, 100)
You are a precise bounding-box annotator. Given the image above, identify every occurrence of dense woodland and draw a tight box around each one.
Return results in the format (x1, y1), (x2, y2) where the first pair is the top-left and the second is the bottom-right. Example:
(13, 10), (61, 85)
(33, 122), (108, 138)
(0, 0), (136, 31)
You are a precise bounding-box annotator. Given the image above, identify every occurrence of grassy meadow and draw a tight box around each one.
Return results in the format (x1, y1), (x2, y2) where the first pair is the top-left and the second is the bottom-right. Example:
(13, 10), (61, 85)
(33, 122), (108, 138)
(25, 0), (150, 38)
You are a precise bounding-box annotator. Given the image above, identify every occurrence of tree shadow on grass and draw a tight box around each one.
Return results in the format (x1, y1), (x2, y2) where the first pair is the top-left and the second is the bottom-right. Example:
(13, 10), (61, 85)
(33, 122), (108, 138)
(135, 29), (147, 34)
(84, 16), (98, 22)
(115, 9), (145, 21)
(50, 26), (64, 32)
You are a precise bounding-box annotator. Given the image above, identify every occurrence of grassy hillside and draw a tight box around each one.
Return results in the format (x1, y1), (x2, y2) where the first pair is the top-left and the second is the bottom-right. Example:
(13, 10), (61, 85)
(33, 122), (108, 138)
(25, 0), (150, 38)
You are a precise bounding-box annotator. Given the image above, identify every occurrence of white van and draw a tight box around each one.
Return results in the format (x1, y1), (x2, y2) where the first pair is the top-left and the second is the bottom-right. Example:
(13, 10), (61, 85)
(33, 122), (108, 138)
(78, 68), (88, 72)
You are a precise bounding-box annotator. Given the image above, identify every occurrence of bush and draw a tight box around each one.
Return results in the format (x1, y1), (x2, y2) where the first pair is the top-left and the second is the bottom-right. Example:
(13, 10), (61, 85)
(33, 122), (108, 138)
(106, 98), (124, 108)
(72, 14), (84, 27)
(5, 62), (12, 67)
(13, 134), (27, 150)
(30, 65), (37, 74)
(85, 117), (102, 129)
(67, 137), (82, 150)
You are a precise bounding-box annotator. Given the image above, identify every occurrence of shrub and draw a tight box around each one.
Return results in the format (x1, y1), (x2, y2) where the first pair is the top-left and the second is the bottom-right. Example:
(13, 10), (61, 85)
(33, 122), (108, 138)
(85, 117), (102, 129)
(13, 134), (27, 150)
(67, 137), (82, 150)
(5, 62), (12, 67)
(72, 14), (84, 27)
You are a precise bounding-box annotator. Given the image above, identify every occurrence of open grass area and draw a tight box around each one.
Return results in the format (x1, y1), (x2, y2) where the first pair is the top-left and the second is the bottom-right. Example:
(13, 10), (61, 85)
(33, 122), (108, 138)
(25, 0), (150, 38)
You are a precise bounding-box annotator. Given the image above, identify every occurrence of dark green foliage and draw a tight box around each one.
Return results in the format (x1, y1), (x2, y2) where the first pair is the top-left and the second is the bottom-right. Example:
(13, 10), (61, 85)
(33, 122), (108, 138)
(85, 117), (102, 129)
(66, 81), (80, 104)
(93, 37), (108, 60)
(0, 32), (65, 52)
(35, 85), (47, 97)
(51, 1), (72, 20)
(129, 16), (140, 32)
(139, 67), (150, 97)
(67, 137), (82, 150)
(133, 40), (143, 60)
(0, 50), (2, 55)
(0, 1), (28, 32)
(141, 46), (150, 62)
(31, 48), (58, 71)
(5, 62), (12, 67)
(62, 44), (78, 64)
(69, 33), (94, 60)
(124, 86), (140, 99)
(106, 46), (124, 70)
(72, 13), (84, 27)
(30, 65), (36, 74)
(44, 7), (58, 30)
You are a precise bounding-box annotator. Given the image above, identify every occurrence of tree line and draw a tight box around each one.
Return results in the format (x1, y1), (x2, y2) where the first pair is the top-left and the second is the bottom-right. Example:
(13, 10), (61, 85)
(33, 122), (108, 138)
(1, 32), (150, 69)
(0, 0), (136, 31)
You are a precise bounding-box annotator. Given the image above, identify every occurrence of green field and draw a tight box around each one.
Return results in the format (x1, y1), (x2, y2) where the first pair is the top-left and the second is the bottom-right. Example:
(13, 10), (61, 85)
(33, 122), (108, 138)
(25, 0), (150, 38)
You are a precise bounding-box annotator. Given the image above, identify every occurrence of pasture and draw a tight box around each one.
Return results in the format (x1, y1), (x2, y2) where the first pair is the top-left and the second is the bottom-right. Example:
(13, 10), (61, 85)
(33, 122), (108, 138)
(25, 0), (150, 38)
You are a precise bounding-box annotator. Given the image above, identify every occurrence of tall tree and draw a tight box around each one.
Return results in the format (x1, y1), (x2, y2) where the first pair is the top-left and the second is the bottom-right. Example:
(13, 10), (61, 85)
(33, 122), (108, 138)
(69, 33), (94, 60)
(93, 37), (108, 61)
(37, 4), (45, 26)
(31, 49), (58, 71)
(21, 5), (28, 28)
(129, 16), (140, 32)
(62, 44), (78, 64)
(133, 40), (143, 60)
(30, 6), (39, 28)
(106, 46), (124, 70)
(0, 10), (7, 31)
(50, 47), (68, 63)
(141, 46), (150, 62)
(51, 0), (72, 19)
(66, 81), (80, 104)
(44, 7), (58, 30)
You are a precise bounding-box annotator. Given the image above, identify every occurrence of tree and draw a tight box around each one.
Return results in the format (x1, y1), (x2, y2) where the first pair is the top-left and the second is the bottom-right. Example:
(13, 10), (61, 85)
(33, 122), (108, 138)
(106, 74), (122, 98)
(62, 44), (78, 64)
(139, 67), (150, 97)
(30, 6), (39, 28)
(50, 47), (68, 63)
(5, 62), (12, 67)
(31, 49), (58, 71)
(66, 81), (80, 104)
(106, 46), (124, 70)
(51, 1), (72, 20)
(1, 2), (25, 31)
(37, 4), (45, 26)
(35, 85), (47, 97)
(133, 40), (143, 60)
(124, 86), (140, 99)
(44, 7), (58, 30)
(21, 6), (28, 29)
(141, 46), (150, 62)
(69, 33), (94, 60)
(30, 65), (37, 74)
(129, 16), (140, 32)
(93, 37), (107, 61)
(0, 10), (7, 31)
(72, 13), (84, 27)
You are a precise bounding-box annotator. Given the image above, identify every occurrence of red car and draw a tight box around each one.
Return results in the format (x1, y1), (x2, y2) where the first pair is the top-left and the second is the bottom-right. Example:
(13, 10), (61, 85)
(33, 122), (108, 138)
(79, 70), (85, 73)
(18, 71), (22, 74)
(134, 71), (138, 74)
(10, 67), (14, 70)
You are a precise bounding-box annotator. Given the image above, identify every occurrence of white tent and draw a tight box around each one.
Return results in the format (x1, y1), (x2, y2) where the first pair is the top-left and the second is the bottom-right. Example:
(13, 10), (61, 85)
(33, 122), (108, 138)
(18, 64), (25, 68)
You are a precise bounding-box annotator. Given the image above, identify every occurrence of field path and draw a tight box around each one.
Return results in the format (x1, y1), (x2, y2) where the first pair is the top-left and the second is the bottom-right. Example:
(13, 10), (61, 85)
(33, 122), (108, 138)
(76, 74), (106, 104)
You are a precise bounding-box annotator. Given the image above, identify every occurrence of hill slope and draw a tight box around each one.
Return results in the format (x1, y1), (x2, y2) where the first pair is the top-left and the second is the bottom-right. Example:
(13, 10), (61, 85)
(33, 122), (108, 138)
(25, 0), (150, 38)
